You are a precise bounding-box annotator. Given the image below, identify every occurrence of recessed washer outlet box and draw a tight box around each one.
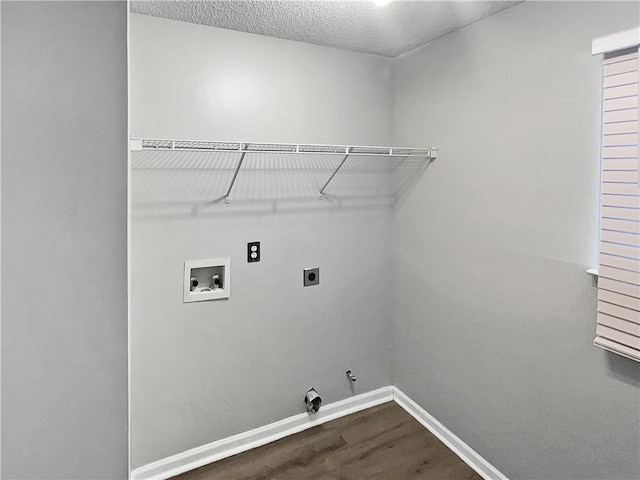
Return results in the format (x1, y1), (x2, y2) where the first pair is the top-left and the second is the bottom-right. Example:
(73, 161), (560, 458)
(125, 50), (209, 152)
(184, 258), (230, 303)
(303, 267), (319, 287)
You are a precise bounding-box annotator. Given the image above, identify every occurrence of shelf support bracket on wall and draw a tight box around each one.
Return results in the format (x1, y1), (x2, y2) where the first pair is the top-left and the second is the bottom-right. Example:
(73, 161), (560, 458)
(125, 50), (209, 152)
(225, 151), (247, 204)
(319, 154), (350, 199)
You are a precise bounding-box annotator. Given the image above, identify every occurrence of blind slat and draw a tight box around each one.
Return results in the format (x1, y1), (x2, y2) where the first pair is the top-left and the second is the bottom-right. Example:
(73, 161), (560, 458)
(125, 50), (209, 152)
(602, 171), (639, 183)
(599, 253), (640, 272)
(600, 241), (640, 259)
(602, 145), (638, 158)
(601, 206), (640, 221)
(598, 265), (640, 286)
(604, 96), (639, 112)
(598, 301), (640, 324)
(603, 58), (639, 76)
(603, 120), (639, 135)
(604, 70), (639, 88)
(596, 325), (640, 349)
(601, 194), (640, 208)
(602, 133), (639, 146)
(604, 109), (639, 123)
(604, 83), (639, 100)
(599, 289), (640, 312)
(598, 277), (640, 299)
(603, 50), (639, 65)
(601, 182), (640, 195)
(602, 159), (639, 170)
(594, 336), (640, 360)
(600, 218), (640, 235)
(597, 314), (640, 337)
(602, 145), (639, 158)
(600, 229), (640, 246)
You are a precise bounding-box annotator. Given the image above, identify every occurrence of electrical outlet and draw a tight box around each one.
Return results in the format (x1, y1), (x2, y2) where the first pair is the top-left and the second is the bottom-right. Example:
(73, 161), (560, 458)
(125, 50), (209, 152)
(247, 242), (260, 263)
(303, 267), (319, 287)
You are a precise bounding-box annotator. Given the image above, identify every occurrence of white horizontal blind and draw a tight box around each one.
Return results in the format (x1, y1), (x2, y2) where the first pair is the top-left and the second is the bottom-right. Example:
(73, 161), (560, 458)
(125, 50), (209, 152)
(595, 47), (640, 362)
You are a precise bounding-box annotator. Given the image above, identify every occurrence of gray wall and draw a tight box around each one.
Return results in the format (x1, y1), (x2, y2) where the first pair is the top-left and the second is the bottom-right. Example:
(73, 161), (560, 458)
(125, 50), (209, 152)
(390, 2), (640, 479)
(132, 4), (640, 477)
(130, 13), (392, 144)
(1, 2), (128, 478)
(130, 14), (393, 468)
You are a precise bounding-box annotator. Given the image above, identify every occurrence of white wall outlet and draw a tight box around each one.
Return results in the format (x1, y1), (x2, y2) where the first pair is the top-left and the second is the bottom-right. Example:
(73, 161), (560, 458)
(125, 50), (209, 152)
(184, 258), (230, 303)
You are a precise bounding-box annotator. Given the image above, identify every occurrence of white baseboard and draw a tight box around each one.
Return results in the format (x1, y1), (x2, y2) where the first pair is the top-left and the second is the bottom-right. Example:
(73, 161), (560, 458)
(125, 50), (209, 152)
(392, 387), (508, 480)
(131, 386), (394, 480)
(131, 386), (507, 480)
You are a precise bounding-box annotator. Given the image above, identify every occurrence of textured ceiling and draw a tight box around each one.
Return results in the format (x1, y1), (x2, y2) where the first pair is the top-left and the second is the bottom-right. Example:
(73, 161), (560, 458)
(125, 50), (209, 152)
(130, 1), (522, 57)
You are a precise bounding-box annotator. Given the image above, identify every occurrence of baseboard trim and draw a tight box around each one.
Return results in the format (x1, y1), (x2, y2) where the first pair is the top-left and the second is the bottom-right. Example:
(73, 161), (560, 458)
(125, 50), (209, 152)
(392, 387), (508, 480)
(131, 386), (394, 480)
(131, 386), (507, 480)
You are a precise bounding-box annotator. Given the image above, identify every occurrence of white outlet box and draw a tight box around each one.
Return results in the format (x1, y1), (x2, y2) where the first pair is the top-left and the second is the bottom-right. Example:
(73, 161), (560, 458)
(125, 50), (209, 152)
(183, 258), (230, 303)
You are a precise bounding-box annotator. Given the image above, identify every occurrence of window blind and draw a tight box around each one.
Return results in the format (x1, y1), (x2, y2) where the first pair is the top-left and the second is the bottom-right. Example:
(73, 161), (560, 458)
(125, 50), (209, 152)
(594, 47), (640, 362)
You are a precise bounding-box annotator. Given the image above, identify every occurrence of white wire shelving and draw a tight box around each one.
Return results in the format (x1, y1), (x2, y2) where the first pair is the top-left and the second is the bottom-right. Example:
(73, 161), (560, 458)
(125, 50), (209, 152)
(131, 138), (438, 207)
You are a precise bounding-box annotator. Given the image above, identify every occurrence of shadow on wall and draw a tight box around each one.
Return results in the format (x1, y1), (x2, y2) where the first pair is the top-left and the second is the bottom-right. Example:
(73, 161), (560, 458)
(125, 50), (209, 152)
(605, 351), (640, 388)
(131, 149), (434, 220)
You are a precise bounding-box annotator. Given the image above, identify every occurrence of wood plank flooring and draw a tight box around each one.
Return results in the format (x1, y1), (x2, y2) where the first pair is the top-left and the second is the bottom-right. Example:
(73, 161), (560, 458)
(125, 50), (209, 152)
(173, 402), (483, 480)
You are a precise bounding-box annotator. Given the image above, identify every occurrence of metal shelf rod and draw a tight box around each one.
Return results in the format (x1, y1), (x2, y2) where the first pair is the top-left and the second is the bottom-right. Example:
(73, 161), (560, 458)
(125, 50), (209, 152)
(224, 151), (247, 204)
(319, 154), (350, 199)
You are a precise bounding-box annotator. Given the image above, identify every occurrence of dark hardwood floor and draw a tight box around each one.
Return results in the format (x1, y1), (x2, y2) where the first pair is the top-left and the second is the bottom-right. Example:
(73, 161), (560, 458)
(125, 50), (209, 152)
(173, 402), (483, 480)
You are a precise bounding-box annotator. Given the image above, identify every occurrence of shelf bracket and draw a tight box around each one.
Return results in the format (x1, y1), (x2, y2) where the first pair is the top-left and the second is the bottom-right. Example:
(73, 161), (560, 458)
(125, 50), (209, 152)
(225, 151), (247, 204)
(319, 154), (350, 199)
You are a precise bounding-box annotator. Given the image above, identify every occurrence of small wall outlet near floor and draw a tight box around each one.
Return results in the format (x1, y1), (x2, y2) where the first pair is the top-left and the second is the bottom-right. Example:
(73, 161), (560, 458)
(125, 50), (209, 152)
(303, 267), (319, 287)
(184, 258), (230, 302)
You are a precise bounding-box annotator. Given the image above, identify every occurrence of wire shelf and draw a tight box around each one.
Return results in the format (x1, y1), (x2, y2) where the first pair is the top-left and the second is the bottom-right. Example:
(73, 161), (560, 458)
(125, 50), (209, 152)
(133, 138), (437, 157)
(131, 138), (437, 210)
